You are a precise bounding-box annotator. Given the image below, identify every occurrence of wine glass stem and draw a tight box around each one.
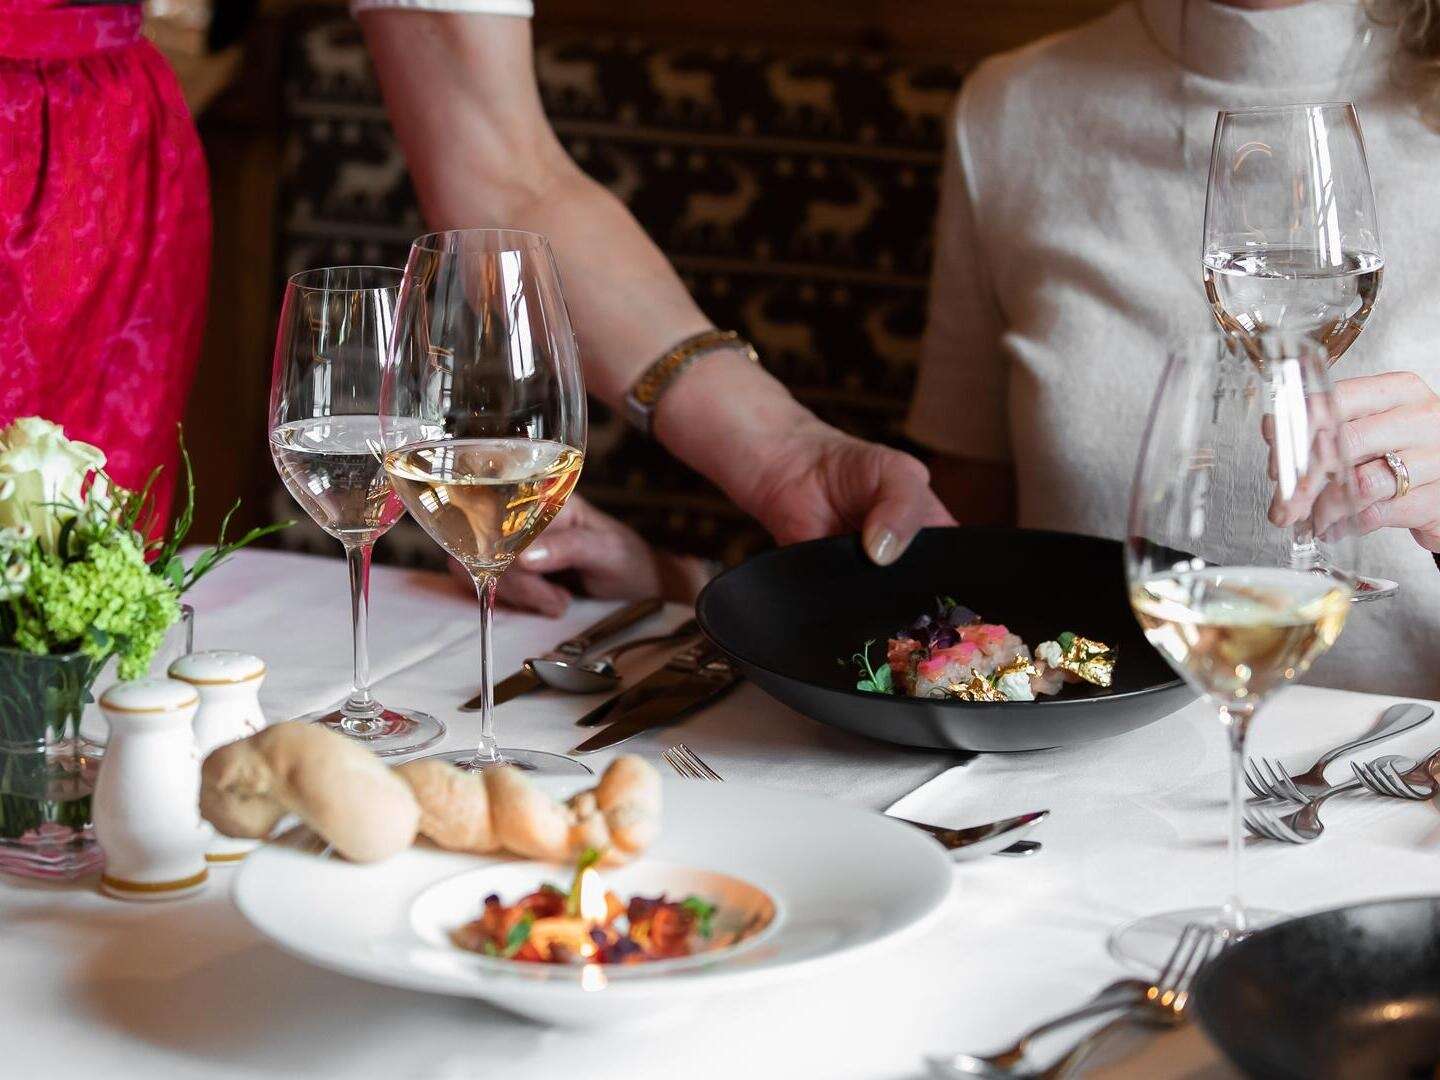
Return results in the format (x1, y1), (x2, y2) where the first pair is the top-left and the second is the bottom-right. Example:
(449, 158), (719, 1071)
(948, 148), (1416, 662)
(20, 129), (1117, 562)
(471, 571), (502, 765)
(1220, 703), (1254, 938)
(340, 541), (380, 725)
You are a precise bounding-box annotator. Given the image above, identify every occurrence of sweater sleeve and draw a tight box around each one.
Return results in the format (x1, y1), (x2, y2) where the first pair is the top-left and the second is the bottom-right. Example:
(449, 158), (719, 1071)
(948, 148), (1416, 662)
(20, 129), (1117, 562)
(905, 82), (1011, 463)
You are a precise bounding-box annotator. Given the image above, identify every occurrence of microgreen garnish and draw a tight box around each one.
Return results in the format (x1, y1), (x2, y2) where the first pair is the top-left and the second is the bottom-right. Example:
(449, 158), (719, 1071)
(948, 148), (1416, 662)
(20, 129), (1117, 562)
(500, 914), (534, 957)
(851, 640), (893, 695)
(1057, 631), (1077, 651)
(680, 896), (717, 938)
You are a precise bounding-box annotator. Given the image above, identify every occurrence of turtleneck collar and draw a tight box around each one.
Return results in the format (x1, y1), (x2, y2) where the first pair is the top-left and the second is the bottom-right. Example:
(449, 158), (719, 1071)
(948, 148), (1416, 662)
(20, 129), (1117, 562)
(1138, 0), (1386, 91)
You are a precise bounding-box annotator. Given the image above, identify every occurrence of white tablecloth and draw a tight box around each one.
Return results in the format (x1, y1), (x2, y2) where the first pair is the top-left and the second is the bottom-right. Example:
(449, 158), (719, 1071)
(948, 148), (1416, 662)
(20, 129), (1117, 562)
(6, 549), (1440, 1080)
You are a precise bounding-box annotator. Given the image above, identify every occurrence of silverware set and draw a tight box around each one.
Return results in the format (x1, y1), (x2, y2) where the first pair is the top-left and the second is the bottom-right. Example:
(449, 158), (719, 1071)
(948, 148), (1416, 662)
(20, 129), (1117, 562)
(926, 922), (1220, 1080)
(661, 743), (1048, 860)
(1242, 703), (1437, 845)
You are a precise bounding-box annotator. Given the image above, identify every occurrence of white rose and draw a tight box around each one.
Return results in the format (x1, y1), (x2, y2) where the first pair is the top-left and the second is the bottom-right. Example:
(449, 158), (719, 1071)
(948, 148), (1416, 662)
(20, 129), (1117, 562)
(0, 417), (107, 553)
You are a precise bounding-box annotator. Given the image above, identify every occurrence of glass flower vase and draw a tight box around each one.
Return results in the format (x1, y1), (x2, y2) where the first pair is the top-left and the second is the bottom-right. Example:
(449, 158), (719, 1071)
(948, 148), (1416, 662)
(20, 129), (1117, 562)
(0, 647), (104, 879)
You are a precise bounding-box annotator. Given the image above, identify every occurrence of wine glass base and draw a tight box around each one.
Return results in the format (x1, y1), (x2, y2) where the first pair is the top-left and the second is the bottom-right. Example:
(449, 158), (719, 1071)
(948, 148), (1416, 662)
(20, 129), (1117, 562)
(298, 706), (446, 757)
(1108, 906), (1282, 974)
(417, 746), (593, 776)
(1350, 575), (1399, 603)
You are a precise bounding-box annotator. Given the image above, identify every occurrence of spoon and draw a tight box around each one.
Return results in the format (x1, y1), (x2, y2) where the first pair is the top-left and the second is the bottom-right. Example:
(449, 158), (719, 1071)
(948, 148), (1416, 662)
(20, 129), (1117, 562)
(530, 618), (701, 693)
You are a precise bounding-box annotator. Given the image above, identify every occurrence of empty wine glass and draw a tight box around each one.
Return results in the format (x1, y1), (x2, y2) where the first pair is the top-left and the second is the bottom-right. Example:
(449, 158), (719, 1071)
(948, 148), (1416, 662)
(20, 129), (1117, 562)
(1112, 331), (1359, 971)
(381, 230), (589, 776)
(269, 266), (445, 756)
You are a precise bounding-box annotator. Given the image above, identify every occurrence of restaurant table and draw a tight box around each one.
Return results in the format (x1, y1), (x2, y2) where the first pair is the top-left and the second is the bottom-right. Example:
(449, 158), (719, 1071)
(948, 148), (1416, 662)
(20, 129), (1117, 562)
(6, 549), (1440, 1080)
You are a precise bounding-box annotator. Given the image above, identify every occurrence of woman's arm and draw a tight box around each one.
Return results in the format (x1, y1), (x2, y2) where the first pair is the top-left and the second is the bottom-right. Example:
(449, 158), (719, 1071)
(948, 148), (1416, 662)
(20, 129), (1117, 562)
(359, 11), (951, 571)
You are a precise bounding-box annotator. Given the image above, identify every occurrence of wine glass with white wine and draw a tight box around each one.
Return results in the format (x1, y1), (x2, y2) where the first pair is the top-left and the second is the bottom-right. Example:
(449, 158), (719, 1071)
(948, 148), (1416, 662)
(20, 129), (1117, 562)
(1203, 102), (1391, 600)
(1113, 331), (1359, 971)
(269, 266), (445, 755)
(381, 229), (588, 776)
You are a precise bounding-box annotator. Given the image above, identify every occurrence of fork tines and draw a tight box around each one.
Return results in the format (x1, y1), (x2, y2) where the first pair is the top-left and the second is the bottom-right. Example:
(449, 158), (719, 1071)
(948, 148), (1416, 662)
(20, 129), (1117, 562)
(1243, 803), (1301, 844)
(1351, 758), (1429, 800)
(1244, 756), (1305, 802)
(662, 743), (723, 782)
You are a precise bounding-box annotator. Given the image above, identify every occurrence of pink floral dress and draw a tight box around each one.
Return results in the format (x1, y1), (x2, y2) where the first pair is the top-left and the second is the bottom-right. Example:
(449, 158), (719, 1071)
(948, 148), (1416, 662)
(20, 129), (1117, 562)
(0, 1), (210, 524)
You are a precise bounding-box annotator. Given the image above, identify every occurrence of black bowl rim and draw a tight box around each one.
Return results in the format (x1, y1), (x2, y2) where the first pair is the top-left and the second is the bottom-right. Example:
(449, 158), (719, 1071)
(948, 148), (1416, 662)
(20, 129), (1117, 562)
(696, 527), (1187, 711)
(1193, 892), (1440, 1054)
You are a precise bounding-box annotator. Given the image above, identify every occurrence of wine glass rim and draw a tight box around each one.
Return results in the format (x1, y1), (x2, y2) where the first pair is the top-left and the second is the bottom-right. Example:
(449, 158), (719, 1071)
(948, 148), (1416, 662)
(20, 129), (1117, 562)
(287, 266), (404, 293)
(1217, 100), (1356, 117)
(408, 227), (552, 255)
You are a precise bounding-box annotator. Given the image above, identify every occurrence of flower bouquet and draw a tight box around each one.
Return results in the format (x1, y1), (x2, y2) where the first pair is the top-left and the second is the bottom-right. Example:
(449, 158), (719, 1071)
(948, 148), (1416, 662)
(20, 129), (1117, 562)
(0, 417), (285, 878)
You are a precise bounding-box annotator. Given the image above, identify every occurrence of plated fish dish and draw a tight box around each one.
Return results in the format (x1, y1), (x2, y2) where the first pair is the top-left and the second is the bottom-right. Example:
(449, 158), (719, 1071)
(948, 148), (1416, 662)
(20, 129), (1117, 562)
(849, 598), (1115, 702)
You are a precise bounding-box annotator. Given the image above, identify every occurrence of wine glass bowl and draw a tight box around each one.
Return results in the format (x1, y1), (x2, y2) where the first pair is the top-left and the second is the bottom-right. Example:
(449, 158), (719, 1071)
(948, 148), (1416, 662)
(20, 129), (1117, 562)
(1202, 102), (1383, 367)
(382, 229), (588, 776)
(1113, 332), (1359, 971)
(268, 266), (446, 756)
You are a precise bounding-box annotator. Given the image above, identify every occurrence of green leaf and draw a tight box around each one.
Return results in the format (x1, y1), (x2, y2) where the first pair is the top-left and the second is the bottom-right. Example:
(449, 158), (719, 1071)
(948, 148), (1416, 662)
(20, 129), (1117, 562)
(162, 557), (185, 590)
(501, 914), (534, 957)
(1057, 632), (1077, 651)
(851, 640), (894, 696)
(680, 896), (717, 938)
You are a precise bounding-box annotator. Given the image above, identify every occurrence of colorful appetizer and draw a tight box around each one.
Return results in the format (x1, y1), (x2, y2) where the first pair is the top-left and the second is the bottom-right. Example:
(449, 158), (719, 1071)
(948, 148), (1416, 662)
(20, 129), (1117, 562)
(450, 850), (719, 966)
(850, 597), (1115, 702)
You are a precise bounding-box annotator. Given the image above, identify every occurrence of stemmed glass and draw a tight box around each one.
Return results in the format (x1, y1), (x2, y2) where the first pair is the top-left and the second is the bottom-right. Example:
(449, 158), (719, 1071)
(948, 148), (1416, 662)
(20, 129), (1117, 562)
(381, 229), (589, 776)
(1202, 102), (1385, 597)
(269, 266), (446, 756)
(1112, 332), (1359, 970)
(1202, 102), (1382, 365)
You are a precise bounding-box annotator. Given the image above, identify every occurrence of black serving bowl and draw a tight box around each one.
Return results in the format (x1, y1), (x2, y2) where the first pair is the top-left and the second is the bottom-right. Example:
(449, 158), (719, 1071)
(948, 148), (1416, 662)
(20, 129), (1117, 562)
(1194, 896), (1440, 1079)
(696, 526), (1193, 753)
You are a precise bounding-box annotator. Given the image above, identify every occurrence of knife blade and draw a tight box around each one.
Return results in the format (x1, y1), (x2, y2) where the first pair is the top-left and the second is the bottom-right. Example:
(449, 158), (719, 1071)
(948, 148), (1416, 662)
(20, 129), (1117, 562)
(893, 810), (1049, 861)
(465, 598), (663, 710)
(572, 640), (739, 753)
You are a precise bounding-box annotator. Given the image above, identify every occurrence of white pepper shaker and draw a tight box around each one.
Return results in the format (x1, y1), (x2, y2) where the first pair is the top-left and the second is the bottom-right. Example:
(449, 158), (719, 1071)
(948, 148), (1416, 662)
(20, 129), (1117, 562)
(169, 650), (267, 864)
(94, 678), (208, 901)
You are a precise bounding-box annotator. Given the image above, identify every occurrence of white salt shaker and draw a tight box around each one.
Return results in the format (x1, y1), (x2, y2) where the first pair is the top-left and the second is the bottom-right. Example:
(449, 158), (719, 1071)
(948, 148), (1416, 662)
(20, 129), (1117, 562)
(94, 678), (208, 901)
(168, 650), (267, 864)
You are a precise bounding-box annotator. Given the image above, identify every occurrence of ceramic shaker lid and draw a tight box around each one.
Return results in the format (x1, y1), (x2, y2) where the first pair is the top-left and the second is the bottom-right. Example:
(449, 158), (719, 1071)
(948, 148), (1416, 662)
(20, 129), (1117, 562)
(99, 677), (200, 714)
(169, 650), (266, 685)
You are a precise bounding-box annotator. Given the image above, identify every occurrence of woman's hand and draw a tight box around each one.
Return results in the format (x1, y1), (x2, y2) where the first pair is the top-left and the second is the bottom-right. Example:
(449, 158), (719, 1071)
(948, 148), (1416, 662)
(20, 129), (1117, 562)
(652, 350), (955, 565)
(448, 496), (714, 616)
(1332, 372), (1440, 552)
(737, 417), (957, 562)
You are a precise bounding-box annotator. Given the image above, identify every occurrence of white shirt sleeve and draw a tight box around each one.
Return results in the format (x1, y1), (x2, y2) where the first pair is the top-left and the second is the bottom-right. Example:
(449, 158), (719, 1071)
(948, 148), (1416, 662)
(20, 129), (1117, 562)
(351, 0), (533, 14)
(906, 82), (1011, 463)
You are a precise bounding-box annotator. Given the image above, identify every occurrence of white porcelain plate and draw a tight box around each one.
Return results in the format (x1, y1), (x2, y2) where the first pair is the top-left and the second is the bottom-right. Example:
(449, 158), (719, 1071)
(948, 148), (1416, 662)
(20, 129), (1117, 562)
(233, 776), (953, 1027)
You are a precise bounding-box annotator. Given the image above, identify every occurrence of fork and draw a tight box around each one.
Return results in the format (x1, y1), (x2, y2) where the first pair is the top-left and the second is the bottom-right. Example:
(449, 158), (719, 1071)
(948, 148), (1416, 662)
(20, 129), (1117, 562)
(925, 922), (1218, 1080)
(1351, 749), (1440, 800)
(660, 744), (1043, 857)
(1244, 778), (1364, 843)
(1243, 702), (1432, 801)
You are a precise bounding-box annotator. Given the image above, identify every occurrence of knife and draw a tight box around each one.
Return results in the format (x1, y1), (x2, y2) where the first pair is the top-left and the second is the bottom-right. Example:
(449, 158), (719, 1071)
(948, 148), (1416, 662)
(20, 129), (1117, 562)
(466, 598), (663, 710)
(571, 640), (740, 753)
(893, 809), (1049, 861)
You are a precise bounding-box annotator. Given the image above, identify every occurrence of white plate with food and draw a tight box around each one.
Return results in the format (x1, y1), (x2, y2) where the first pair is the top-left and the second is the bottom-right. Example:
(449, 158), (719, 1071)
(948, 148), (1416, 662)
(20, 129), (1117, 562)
(226, 740), (952, 1028)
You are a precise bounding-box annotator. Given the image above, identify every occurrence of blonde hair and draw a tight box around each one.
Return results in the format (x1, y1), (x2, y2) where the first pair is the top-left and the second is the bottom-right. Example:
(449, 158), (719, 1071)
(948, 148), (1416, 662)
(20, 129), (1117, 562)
(1366, 0), (1440, 128)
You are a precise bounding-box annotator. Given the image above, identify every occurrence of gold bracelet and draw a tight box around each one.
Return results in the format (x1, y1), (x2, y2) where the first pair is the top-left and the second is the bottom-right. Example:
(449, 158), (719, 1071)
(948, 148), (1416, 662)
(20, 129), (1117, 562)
(623, 329), (760, 436)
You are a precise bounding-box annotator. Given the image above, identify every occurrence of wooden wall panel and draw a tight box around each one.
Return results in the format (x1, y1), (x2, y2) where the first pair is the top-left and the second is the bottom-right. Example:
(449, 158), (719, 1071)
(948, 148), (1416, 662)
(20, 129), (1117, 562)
(189, 0), (1114, 541)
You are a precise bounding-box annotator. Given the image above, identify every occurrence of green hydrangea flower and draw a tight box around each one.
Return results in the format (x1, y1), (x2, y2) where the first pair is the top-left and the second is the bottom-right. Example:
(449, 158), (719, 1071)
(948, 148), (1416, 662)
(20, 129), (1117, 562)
(11, 529), (179, 679)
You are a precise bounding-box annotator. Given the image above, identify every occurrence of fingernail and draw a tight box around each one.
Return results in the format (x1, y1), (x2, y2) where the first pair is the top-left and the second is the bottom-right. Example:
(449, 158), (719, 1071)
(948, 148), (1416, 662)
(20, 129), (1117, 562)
(867, 529), (901, 566)
(520, 546), (549, 566)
